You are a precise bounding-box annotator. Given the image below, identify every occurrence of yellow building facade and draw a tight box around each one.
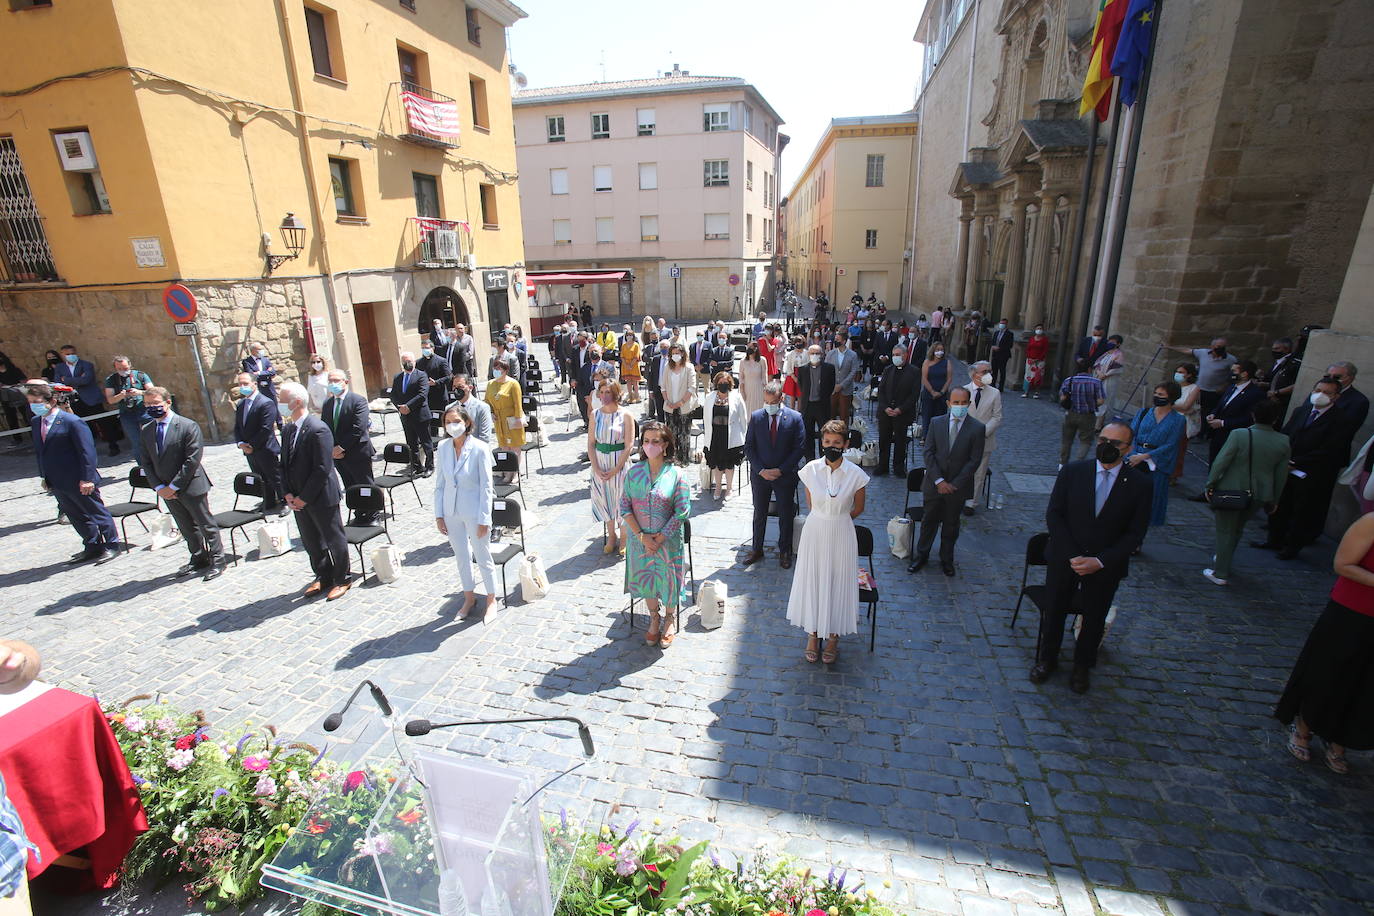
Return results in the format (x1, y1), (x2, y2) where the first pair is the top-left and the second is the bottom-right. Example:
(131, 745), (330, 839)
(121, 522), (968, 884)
(784, 114), (918, 310)
(0, 0), (528, 432)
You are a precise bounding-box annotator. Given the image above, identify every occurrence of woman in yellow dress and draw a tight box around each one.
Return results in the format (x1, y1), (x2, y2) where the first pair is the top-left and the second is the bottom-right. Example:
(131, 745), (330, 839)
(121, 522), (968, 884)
(619, 328), (642, 404)
(484, 356), (526, 481)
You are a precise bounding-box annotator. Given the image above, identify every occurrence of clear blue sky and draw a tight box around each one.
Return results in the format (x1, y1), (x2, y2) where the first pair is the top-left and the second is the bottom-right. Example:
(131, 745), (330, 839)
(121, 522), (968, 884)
(507, 0), (927, 194)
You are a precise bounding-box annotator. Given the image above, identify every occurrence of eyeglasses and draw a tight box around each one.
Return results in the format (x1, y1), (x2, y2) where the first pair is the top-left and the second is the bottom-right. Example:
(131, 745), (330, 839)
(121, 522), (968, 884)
(1097, 436), (1129, 449)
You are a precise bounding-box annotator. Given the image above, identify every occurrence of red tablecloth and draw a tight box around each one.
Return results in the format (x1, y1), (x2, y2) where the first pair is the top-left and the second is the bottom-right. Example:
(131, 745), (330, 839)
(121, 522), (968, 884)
(0, 687), (147, 889)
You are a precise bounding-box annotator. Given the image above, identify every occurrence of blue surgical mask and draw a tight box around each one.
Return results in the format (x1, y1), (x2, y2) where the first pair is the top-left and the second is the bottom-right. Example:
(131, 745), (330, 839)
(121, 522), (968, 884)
(145, 404), (167, 419)
(277, 402), (293, 419)
(421, 348), (433, 358)
(763, 403), (781, 416)
(950, 405), (970, 419)
(1173, 372), (1186, 384)
(327, 382), (345, 396)
(64, 353), (78, 364)
(29, 402), (51, 417)
(238, 385), (254, 398)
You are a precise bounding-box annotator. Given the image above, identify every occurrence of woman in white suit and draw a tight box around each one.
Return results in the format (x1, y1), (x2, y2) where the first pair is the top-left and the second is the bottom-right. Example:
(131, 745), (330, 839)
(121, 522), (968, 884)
(433, 404), (497, 618)
(704, 371), (749, 501)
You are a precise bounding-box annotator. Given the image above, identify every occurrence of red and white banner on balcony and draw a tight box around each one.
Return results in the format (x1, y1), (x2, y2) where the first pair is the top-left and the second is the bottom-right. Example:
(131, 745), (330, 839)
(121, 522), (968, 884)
(401, 90), (460, 138)
(415, 218), (471, 234)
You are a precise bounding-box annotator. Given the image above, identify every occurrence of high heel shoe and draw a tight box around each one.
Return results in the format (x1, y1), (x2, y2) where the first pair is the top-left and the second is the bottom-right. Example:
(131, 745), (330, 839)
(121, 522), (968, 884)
(804, 634), (819, 663)
(821, 635), (839, 664)
(645, 615), (661, 646)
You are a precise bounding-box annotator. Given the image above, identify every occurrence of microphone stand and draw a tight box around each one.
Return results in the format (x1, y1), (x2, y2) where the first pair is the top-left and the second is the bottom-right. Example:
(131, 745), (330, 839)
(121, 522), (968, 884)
(322, 679), (394, 732)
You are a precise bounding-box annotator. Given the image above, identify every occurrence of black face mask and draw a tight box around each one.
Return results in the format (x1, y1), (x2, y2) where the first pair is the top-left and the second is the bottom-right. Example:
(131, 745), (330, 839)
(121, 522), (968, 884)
(822, 446), (844, 463)
(1271, 349), (1286, 359)
(46, 357), (59, 366)
(716, 383), (731, 393)
(453, 387), (468, 400)
(402, 361), (415, 371)
(1231, 374), (1243, 383)
(1096, 442), (1121, 464)
(1213, 347), (1227, 356)
(1152, 395), (1171, 407)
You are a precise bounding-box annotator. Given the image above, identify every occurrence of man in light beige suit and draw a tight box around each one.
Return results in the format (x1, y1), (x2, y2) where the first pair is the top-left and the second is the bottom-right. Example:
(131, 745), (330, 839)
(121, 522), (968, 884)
(963, 360), (1004, 516)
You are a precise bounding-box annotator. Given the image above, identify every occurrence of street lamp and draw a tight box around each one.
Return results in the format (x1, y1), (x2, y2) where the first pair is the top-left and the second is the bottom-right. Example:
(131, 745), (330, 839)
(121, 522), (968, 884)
(264, 212), (307, 275)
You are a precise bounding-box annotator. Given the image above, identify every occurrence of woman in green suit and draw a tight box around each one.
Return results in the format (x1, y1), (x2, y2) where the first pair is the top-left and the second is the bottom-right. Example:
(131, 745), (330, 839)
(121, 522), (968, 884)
(1202, 398), (1292, 585)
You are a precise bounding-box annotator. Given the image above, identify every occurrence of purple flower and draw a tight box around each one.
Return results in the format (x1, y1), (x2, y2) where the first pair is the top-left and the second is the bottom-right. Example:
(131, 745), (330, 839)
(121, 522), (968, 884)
(709, 848), (720, 868)
(212, 787), (229, 799)
(359, 833), (396, 857)
(235, 733), (253, 754)
(827, 867), (836, 886)
(560, 807), (568, 830)
(614, 850), (640, 877)
(131, 773), (149, 787)
(624, 818), (640, 839)
(311, 744), (329, 768)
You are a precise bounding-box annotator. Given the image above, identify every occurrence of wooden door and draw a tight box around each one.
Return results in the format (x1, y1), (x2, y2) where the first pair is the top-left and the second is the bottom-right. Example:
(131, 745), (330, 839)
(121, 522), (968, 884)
(353, 302), (384, 397)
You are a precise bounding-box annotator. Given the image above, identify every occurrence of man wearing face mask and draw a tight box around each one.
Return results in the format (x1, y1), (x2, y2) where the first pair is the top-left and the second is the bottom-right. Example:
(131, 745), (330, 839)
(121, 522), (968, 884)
(575, 344), (607, 426)
(1172, 336), (1237, 415)
(989, 319), (1015, 390)
(1075, 325), (1108, 364)
(963, 361), (1004, 514)
(416, 337), (453, 419)
(1201, 359), (1264, 468)
(1032, 422), (1152, 694)
(240, 341), (278, 400)
(796, 344), (837, 459)
(233, 370), (283, 513)
(743, 381), (805, 569)
(646, 341), (671, 422)
(137, 387), (224, 580)
(826, 334), (860, 423)
(1325, 361), (1368, 457)
(279, 382), (351, 601)
(54, 343), (120, 455)
(321, 370), (375, 523)
(1259, 337), (1300, 415)
(909, 387), (985, 576)
(452, 323), (476, 378)
(448, 374), (493, 444)
(874, 320), (900, 377)
(103, 355), (154, 464)
(688, 332), (710, 388)
(708, 332), (736, 380)
(874, 343), (920, 476)
(390, 351), (433, 476)
(1257, 377), (1355, 560)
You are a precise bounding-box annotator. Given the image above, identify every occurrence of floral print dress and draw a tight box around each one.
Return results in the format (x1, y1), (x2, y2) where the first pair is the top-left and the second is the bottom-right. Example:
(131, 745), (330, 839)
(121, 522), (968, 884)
(620, 462), (691, 607)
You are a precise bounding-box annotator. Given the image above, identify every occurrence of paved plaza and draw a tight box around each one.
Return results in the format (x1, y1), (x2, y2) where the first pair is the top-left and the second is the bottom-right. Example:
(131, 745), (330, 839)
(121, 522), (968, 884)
(5, 342), (1373, 916)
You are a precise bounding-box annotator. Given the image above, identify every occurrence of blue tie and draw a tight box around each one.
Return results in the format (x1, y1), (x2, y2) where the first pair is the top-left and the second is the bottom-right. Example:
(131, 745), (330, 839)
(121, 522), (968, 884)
(156, 421), (166, 454)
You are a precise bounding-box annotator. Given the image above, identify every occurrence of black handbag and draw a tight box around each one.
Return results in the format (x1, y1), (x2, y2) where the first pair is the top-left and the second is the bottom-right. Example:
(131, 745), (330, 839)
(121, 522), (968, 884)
(1207, 429), (1253, 510)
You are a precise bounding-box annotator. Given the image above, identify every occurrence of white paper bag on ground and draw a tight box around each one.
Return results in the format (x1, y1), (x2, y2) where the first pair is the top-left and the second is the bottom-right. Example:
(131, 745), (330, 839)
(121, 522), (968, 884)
(697, 580), (727, 629)
(853, 416), (869, 436)
(370, 544), (402, 583)
(843, 447), (863, 464)
(888, 516), (912, 558)
(519, 554), (549, 600)
(852, 395), (864, 413)
(699, 464), (712, 492)
(1074, 605), (1118, 646)
(148, 514), (181, 550)
(256, 520), (291, 557)
(860, 441), (878, 467)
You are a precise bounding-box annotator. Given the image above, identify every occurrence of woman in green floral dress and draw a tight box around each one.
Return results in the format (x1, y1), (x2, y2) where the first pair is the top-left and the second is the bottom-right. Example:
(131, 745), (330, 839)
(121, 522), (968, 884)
(620, 421), (692, 648)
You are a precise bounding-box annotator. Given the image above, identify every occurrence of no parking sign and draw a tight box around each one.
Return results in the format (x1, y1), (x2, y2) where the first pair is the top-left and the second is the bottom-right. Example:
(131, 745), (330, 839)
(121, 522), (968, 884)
(163, 284), (198, 322)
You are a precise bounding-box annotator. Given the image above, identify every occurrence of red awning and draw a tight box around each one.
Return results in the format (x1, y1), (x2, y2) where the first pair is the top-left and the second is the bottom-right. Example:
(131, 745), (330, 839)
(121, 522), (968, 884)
(527, 270), (630, 285)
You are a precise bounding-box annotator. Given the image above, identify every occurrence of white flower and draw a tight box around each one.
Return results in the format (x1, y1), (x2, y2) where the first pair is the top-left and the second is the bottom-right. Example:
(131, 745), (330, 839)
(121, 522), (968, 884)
(166, 749), (195, 771)
(124, 715), (146, 733)
(254, 774), (278, 796)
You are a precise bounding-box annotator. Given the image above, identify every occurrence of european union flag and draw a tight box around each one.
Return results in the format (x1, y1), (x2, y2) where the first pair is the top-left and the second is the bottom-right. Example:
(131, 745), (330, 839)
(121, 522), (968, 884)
(1111, 0), (1156, 107)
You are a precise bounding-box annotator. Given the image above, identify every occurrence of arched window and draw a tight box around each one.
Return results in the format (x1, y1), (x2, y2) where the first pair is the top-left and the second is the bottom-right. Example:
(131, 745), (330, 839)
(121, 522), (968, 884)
(417, 286), (471, 334)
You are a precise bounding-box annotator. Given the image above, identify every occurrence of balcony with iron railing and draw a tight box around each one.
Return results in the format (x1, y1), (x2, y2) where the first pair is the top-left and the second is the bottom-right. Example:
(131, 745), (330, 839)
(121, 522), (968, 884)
(404, 217), (472, 269)
(394, 81), (461, 149)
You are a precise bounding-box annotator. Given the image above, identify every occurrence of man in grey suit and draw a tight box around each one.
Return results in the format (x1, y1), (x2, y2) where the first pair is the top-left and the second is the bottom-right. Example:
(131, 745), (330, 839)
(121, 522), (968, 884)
(446, 375), (493, 443)
(909, 386), (985, 576)
(138, 387), (225, 581)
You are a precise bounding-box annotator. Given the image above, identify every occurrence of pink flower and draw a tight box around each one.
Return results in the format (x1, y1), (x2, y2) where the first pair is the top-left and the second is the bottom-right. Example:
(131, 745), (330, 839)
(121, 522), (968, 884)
(343, 770), (368, 792)
(242, 755), (271, 772)
(254, 774), (277, 796)
(807, 910), (827, 916)
(596, 843), (614, 857)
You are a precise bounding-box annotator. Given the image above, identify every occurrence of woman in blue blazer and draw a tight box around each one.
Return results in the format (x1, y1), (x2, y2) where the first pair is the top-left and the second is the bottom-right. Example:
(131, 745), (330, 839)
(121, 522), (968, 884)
(433, 403), (497, 617)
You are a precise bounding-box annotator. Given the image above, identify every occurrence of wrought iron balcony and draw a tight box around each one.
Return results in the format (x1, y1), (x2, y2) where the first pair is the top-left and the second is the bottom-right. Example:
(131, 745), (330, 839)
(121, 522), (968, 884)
(406, 217), (471, 268)
(395, 81), (461, 149)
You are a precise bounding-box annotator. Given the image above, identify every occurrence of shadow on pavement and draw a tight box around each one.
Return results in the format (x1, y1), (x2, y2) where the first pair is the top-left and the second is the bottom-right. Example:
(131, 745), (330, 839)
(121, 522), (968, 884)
(333, 597), (486, 670)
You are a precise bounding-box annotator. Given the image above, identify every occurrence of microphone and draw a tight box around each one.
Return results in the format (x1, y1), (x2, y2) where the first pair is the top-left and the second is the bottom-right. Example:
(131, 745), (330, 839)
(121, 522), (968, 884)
(323, 679), (394, 732)
(404, 715), (595, 757)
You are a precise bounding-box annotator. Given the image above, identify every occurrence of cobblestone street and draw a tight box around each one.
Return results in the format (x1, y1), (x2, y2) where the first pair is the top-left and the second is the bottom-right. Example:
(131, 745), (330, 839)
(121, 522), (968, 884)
(5, 342), (1373, 916)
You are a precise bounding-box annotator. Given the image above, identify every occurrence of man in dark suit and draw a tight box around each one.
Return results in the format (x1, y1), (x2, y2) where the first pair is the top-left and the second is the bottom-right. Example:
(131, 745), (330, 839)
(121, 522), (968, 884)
(391, 351), (433, 476)
(26, 382), (123, 563)
(646, 340), (670, 422)
(1256, 377), (1353, 560)
(575, 343), (609, 426)
(428, 318), (449, 352)
(1203, 359), (1265, 464)
(1074, 326), (1108, 364)
(742, 382), (806, 569)
(1032, 421), (1152, 694)
(1259, 337), (1300, 416)
(417, 338), (453, 419)
(796, 344), (837, 458)
(322, 369), (376, 524)
(452, 324), (476, 378)
(1325, 361), (1368, 459)
(688, 332), (710, 389)
(708, 331), (735, 379)
(988, 320), (1015, 390)
(278, 382), (350, 601)
(240, 341), (278, 400)
(54, 343), (120, 456)
(875, 346), (920, 476)
(873, 321), (900, 377)
(137, 387), (224, 580)
(233, 371), (283, 513)
(909, 387), (985, 576)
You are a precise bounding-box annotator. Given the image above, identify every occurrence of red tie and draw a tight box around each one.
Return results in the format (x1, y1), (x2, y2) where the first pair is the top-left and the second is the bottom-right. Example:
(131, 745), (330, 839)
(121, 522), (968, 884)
(770, 415), (778, 445)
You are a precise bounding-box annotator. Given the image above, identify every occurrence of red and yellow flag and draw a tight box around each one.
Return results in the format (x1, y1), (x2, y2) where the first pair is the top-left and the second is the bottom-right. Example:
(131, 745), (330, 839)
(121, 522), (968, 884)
(1079, 0), (1129, 120)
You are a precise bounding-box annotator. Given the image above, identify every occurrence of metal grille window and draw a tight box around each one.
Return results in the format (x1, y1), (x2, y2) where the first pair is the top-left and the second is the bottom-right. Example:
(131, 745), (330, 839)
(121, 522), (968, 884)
(865, 154), (885, 187)
(0, 138), (60, 283)
(546, 116), (565, 142)
(865, 229), (878, 249)
(591, 112), (610, 139)
(703, 159), (729, 187)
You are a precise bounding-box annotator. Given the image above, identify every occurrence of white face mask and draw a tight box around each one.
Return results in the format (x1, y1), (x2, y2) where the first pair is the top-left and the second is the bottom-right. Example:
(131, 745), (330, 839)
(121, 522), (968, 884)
(1310, 392), (1332, 409)
(981, 373), (994, 386)
(446, 422), (467, 438)
(892, 355), (905, 367)
(671, 353), (683, 363)
(311, 361), (323, 370)
(808, 354), (822, 365)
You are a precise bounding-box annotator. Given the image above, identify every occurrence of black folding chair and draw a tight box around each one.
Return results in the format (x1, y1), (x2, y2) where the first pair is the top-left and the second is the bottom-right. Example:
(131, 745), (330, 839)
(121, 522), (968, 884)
(374, 443), (422, 516)
(903, 467), (926, 518)
(856, 524), (879, 652)
(343, 485), (391, 581)
(847, 428), (863, 449)
(520, 416), (545, 473)
(1011, 532), (1086, 659)
(521, 394), (539, 417)
(210, 472), (268, 566)
(489, 498), (526, 602)
(106, 466), (161, 543)
(492, 448), (523, 505)
(627, 519), (696, 635)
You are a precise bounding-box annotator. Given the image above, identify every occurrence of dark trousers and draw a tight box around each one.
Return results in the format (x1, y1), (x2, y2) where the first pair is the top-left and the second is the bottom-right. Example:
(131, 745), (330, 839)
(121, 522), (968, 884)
(53, 486), (118, 549)
(750, 471), (798, 555)
(166, 490), (223, 565)
(576, 389), (592, 424)
(801, 402), (830, 459)
(1207, 426), (1235, 464)
(1037, 567), (1122, 669)
(990, 352), (1011, 390)
(245, 448), (283, 508)
(401, 415), (433, 469)
(648, 390), (664, 422)
(876, 410), (912, 472)
(915, 490), (964, 564)
(1266, 470), (1338, 550)
(295, 500), (350, 588)
(1199, 389), (1222, 415)
(335, 453), (377, 522)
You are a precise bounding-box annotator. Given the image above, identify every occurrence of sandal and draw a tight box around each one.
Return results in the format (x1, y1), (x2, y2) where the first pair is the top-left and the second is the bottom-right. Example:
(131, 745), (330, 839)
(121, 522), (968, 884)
(1325, 745), (1349, 775)
(659, 624), (676, 649)
(1287, 725), (1311, 763)
(821, 635), (839, 664)
(645, 615), (661, 646)
(804, 634), (819, 663)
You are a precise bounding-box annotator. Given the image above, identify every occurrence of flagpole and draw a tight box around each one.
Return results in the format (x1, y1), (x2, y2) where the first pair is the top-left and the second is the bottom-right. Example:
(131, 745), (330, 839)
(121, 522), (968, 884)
(1073, 88), (1124, 359)
(1096, 0), (1164, 338)
(1055, 113), (1099, 386)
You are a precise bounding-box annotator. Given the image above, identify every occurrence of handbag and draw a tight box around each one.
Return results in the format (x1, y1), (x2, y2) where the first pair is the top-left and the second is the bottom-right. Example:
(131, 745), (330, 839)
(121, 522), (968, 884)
(888, 516), (912, 559)
(148, 514), (182, 551)
(519, 554), (549, 601)
(370, 544), (401, 583)
(696, 580), (727, 630)
(698, 463), (712, 492)
(256, 520), (291, 557)
(1207, 429), (1253, 510)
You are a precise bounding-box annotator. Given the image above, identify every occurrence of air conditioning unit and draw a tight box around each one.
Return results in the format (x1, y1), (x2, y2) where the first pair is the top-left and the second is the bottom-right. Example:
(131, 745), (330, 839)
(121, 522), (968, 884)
(461, 253), (477, 270)
(53, 131), (98, 171)
(432, 229), (461, 261)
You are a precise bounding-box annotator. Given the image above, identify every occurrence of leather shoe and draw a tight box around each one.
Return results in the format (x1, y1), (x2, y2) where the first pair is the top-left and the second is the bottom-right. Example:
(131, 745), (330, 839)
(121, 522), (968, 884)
(421, 467), (434, 478)
(175, 561), (206, 578)
(1069, 666), (1091, 694)
(741, 550), (764, 566)
(941, 560), (956, 577)
(1249, 540), (1276, 550)
(907, 554), (929, 573)
(66, 549), (103, 565)
(326, 583), (351, 601)
(962, 505), (975, 517)
(303, 581), (323, 597)
(1029, 663), (1057, 684)
(779, 552), (793, 569)
(202, 564), (226, 582)
(92, 549), (117, 566)
(894, 465), (907, 477)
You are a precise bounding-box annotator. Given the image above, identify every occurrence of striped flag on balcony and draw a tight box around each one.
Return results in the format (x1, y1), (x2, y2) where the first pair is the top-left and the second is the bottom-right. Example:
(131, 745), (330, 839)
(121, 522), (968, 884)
(401, 90), (460, 137)
(415, 218), (471, 233)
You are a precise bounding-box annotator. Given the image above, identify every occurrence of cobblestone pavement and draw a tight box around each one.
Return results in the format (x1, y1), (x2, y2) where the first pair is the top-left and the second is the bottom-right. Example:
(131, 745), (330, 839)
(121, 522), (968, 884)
(5, 334), (1373, 916)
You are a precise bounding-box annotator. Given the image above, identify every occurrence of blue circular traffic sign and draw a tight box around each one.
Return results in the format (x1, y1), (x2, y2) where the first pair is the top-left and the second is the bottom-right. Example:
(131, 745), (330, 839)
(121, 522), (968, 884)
(163, 284), (198, 322)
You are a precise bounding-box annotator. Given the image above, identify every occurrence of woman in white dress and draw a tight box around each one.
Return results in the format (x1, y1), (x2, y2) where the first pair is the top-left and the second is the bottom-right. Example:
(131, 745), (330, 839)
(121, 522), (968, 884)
(786, 419), (868, 664)
(306, 354), (330, 411)
(1171, 362), (1202, 481)
(588, 379), (635, 554)
(738, 344), (767, 415)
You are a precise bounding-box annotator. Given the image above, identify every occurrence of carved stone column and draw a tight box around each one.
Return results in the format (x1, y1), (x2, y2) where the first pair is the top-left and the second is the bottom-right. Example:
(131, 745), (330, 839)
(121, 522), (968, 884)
(955, 200), (974, 311)
(1003, 197), (1031, 323)
(1024, 188), (1059, 329)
